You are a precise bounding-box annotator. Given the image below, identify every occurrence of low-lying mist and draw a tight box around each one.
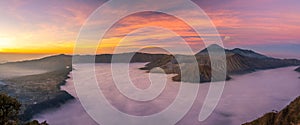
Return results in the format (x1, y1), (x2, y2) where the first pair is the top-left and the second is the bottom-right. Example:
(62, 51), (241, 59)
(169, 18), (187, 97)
(33, 64), (300, 125)
(0, 66), (47, 79)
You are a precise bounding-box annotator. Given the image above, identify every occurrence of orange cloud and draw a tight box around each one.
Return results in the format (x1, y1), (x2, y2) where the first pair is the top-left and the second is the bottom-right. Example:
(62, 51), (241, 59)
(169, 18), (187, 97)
(98, 11), (216, 53)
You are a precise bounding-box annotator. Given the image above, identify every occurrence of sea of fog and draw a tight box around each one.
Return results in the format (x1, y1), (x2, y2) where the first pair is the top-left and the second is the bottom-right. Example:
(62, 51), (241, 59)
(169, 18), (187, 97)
(33, 63), (300, 125)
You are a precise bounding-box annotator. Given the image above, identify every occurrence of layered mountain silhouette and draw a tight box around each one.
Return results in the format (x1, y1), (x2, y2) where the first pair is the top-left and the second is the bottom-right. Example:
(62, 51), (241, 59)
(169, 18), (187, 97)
(0, 53), (166, 73)
(2, 45), (299, 83)
(141, 44), (300, 83)
(94, 53), (167, 63)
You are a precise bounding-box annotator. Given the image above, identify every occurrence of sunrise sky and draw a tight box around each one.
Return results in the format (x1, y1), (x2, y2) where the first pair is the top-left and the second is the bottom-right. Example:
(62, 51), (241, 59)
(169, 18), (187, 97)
(0, 0), (299, 59)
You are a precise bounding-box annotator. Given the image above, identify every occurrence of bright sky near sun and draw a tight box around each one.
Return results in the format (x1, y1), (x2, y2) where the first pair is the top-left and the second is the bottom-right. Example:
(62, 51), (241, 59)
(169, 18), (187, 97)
(0, 0), (299, 58)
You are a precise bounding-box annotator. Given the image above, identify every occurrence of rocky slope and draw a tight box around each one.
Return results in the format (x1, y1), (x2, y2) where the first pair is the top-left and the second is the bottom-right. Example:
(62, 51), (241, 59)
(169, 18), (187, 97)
(171, 63), (231, 83)
(295, 67), (300, 72)
(243, 96), (300, 125)
(194, 44), (299, 73)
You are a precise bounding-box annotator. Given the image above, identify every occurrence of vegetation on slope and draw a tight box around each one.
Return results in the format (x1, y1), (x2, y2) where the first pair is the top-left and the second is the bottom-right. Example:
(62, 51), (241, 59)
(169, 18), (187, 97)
(0, 68), (74, 121)
(0, 93), (48, 125)
(243, 96), (300, 125)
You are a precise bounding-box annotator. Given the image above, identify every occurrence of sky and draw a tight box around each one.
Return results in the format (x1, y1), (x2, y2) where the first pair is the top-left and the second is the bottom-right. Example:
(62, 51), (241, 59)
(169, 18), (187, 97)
(0, 0), (299, 59)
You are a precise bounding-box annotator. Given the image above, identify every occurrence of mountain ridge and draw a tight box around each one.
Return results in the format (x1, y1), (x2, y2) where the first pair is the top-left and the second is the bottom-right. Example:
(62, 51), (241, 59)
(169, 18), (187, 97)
(141, 45), (300, 83)
(196, 44), (270, 59)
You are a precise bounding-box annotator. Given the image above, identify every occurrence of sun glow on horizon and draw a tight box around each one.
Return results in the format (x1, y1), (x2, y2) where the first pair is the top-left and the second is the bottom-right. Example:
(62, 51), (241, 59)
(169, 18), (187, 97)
(0, 37), (15, 52)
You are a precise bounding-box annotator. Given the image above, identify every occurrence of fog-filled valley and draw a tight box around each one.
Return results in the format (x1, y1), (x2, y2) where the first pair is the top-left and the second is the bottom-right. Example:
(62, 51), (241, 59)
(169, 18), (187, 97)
(32, 63), (300, 125)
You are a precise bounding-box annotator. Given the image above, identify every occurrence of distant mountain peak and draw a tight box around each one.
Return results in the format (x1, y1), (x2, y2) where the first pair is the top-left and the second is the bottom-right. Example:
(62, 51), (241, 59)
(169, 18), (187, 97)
(197, 44), (226, 54)
(206, 44), (225, 49)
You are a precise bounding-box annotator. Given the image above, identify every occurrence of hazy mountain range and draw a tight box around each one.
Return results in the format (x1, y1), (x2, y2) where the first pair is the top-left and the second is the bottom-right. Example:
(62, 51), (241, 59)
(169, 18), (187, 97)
(1, 44), (299, 82)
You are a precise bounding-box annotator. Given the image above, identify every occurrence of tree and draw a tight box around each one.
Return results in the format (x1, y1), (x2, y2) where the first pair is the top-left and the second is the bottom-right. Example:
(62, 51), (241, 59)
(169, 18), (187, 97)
(0, 93), (21, 125)
(0, 93), (49, 125)
(25, 120), (48, 125)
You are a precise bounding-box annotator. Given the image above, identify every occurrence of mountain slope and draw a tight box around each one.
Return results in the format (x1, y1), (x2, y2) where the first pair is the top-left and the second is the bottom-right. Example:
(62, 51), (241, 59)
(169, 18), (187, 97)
(230, 48), (270, 59)
(243, 96), (300, 125)
(141, 45), (300, 83)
